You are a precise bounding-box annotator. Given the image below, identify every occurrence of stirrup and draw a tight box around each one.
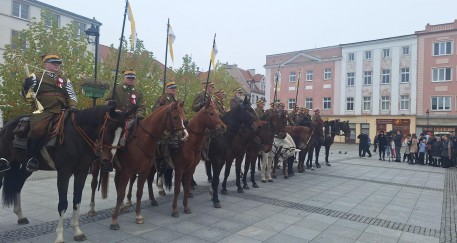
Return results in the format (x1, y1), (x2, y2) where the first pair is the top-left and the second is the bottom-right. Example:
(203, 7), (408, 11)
(0, 158), (11, 173)
(26, 158), (38, 172)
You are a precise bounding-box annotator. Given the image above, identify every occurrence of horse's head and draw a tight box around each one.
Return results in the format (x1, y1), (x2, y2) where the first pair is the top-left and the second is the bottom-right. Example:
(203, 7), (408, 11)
(340, 120), (351, 138)
(266, 111), (287, 139)
(197, 99), (226, 134)
(229, 97), (258, 129)
(296, 126), (312, 149)
(166, 101), (189, 141)
(254, 120), (274, 153)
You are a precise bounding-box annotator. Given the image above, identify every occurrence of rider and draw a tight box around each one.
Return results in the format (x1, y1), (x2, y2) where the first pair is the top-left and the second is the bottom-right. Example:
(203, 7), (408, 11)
(312, 108), (325, 143)
(255, 99), (265, 119)
(152, 81), (177, 111)
(192, 82), (215, 112)
(263, 102), (276, 118)
(229, 87), (245, 111)
(277, 103), (295, 125)
(105, 69), (145, 172)
(293, 107), (306, 126)
(22, 54), (78, 172)
(214, 89), (227, 116)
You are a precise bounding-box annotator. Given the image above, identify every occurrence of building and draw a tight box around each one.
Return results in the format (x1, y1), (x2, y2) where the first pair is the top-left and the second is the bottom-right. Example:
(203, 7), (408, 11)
(223, 64), (266, 107)
(415, 20), (457, 136)
(0, 0), (101, 127)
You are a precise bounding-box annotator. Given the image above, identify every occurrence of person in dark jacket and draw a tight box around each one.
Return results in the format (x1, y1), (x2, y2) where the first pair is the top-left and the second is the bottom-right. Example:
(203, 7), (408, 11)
(377, 131), (388, 161)
(431, 136), (442, 167)
(394, 131), (402, 162)
(358, 131), (371, 157)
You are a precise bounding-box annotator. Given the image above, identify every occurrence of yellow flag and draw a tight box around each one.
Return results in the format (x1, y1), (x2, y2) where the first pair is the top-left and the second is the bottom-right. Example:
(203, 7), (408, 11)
(127, 2), (137, 51)
(168, 24), (176, 63)
(210, 40), (218, 68)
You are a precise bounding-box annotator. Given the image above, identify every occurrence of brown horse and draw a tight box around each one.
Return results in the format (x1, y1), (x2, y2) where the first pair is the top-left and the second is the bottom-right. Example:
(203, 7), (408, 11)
(161, 100), (226, 217)
(108, 101), (188, 230)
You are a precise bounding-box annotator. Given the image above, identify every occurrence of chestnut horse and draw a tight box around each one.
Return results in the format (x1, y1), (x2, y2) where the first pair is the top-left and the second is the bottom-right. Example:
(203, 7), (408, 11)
(162, 100), (226, 217)
(109, 101), (188, 230)
(0, 106), (128, 243)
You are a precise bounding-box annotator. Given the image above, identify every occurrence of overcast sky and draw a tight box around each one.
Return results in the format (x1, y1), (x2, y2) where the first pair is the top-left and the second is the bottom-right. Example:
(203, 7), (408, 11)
(44, 0), (457, 74)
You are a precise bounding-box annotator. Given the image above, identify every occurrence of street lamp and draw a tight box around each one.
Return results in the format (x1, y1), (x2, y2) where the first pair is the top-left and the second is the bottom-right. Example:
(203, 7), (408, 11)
(426, 109), (430, 133)
(85, 24), (100, 106)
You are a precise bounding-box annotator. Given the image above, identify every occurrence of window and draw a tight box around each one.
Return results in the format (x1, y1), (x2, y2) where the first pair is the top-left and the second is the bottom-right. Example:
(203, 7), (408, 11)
(381, 96), (390, 111)
(305, 98), (313, 109)
(401, 68), (410, 83)
(323, 97), (331, 110)
(288, 98), (296, 110)
(433, 41), (452, 56)
(346, 97), (354, 111)
(348, 53), (355, 61)
(363, 71), (372, 85)
(400, 95), (410, 110)
(11, 30), (26, 50)
(74, 22), (86, 36)
(324, 68), (332, 80)
(381, 69), (390, 84)
(431, 96), (451, 111)
(365, 51), (372, 60)
(45, 13), (61, 27)
(306, 70), (313, 81)
(12, 1), (29, 19)
(432, 67), (452, 82)
(289, 72), (296, 82)
(402, 46), (410, 55)
(363, 96), (371, 111)
(346, 72), (355, 86)
(382, 49), (390, 58)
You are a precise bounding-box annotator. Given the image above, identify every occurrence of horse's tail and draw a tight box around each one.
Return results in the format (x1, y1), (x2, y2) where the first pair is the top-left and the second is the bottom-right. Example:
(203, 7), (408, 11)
(163, 167), (173, 191)
(100, 172), (109, 199)
(2, 164), (27, 207)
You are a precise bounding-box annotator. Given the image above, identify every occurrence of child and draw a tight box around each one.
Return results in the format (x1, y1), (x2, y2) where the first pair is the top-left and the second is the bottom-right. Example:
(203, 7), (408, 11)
(418, 139), (426, 165)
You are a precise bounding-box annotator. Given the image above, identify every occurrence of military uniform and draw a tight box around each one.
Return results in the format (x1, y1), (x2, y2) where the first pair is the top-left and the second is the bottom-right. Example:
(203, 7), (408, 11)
(255, 107), (265, 119)
(192, 90), (213, 112)
(152, 93), (176, 111)
(106, 84), (145, 118)
(214, 97), (226, 116)
(312, 109), (324, 142)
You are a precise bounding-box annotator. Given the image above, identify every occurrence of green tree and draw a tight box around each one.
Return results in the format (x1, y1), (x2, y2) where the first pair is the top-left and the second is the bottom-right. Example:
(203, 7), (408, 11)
(0, 10), (94, 121)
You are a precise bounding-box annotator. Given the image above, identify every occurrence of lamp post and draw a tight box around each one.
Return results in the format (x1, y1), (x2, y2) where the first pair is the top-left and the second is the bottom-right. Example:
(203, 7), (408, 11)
(426, 109), (430, 134)
(85, 24), (100, 106)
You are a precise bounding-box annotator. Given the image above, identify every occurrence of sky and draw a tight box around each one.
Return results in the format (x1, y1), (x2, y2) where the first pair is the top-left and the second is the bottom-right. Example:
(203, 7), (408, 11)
(43, 0), (457, 75)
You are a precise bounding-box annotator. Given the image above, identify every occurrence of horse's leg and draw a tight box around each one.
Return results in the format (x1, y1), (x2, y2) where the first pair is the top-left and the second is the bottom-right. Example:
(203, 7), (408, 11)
(88, 161), (100, 217)
(134, 174), (147, 224)
(172, 169), (183, 218)
(257, 154), (262, 170)
(266, 155), (274, 182)
(205, 159), (212, 183)
(235, 155), (244, 193)
(124, 174), (137, 209)
(325, 144), (331, 166)
(242, 156), (249, 189)
(315, 145), (321, 168)
(110, 172), (129, 230)
(272, 154), (278, 179)
(70, 172), (89, 242)
(260, 152), (267, 182)
(283, 158), (288, 179)
(183, 170), (193, 214)
(13, 192), (29, 225)
(221, 160), (231, 195)
(55, 173), (71, 243)
(211, 161), (223, 208)
(147, 167), (158, 206)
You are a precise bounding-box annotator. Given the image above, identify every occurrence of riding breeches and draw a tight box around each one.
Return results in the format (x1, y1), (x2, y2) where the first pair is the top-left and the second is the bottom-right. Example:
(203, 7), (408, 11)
(28, 111), (56, 139)
(261, 151), (272, 180)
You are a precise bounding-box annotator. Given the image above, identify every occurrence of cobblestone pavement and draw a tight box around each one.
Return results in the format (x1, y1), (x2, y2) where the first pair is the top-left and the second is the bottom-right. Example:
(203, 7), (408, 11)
(0, 143), (450, 243)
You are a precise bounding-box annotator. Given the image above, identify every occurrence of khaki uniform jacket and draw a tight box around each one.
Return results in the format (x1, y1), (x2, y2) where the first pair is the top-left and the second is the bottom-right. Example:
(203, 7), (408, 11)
(192, 90), (212, 112)
(264, 108), (274, 118)
(215, 98), (226, 116)
(229, 96), (243, 111)
(152, 93), (176, 111)
(107, 84), (145, 118)
(312, 114), (324, 138)
(255, 108), (265, 119)
(30, 71), (77, 114)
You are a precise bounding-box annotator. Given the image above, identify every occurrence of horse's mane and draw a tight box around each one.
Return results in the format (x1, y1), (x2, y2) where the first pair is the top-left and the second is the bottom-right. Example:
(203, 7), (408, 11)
(74, 105), (112, 126)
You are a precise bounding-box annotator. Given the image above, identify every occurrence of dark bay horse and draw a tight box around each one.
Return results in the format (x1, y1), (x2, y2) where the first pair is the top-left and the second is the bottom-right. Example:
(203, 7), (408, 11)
(0, 106), (128, 243)
(163, 100), (226, 217)
(208, 97), (258, 208)
(109, 101), (188, 230)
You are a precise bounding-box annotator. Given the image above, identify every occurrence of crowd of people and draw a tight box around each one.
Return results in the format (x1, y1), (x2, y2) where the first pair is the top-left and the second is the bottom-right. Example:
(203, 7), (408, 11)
(359, 130), (456, 168)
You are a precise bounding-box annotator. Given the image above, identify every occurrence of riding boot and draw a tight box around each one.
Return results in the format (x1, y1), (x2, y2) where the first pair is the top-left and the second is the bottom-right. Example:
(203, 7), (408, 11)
(26, 138), (42, 172)
(0, 158), (11, 172)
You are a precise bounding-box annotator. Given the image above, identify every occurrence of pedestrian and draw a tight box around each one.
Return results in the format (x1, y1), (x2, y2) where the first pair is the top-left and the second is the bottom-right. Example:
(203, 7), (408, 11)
(426, 134), (435, 165)
(441, 135), (453, 168)
(418, 139), (426, 165)
(431, 136), (442, 167)
(402, 135), (411, 162)
(22, 54), (78, 172)
(373, 135), (378, 153)
(394, 131), (402, 162)
(409, 134), (419, 164)
(377, 131), (387, 161)
(357, 131), (371, 158)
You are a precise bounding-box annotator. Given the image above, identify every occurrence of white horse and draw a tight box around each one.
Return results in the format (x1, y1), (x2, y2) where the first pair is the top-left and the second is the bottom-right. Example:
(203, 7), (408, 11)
(261, 133), (296, 182)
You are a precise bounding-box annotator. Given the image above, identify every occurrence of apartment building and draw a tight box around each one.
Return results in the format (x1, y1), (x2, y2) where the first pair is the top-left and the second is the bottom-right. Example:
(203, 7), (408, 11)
(416, 20), (457, 135)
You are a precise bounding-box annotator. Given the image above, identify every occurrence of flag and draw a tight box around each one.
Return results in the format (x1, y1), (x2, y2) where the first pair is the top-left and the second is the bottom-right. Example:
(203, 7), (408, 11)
(168, 24), (176, 63)
(127, 2), (137, 51)
(210, 39), (218, 68)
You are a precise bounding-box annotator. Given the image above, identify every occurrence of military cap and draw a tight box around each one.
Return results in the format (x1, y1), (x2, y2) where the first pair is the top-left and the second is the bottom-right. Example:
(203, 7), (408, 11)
(256, 99), (265, 105)
(233, 87), (243, 93)
(214, 89), (225, 95)
(165, 81), (177, 89)
(202, 82), (215, 87)
(41, 54), (62, 64)
(278, 102), (285, 107)
(314, 108), (320, 112)
(122, 70), (136, 79)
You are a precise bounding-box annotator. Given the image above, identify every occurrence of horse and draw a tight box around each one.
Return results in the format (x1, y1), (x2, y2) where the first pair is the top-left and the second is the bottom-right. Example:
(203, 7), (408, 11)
(207, 97), (259, 208)
(306, 119), (351, 168)
(264, 133), (296, 180)
(109, 101), (188, 230)
(242, 111), (288, 190)
(284, 125), (313, 175)
(161, 100), (226, 217)
(0, 105), (128, 243)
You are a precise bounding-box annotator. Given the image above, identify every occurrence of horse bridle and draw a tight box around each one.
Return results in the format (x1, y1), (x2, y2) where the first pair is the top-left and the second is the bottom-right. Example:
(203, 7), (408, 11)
(138, 105), (186, 140)
(185, 108), (221, 135)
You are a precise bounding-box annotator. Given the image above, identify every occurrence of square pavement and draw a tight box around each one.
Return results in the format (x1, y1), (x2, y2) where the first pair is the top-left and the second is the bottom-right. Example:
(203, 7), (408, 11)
(0, 144), (448, 242)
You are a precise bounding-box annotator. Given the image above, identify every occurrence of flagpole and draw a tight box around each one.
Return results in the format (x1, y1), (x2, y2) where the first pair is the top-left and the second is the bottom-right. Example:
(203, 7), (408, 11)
(162, 18), (170, 94)
(273, 65), (280, 103)
(294, 71), (301, 111)
(111, 0), (129, 100)
(203, 33), (216, 103)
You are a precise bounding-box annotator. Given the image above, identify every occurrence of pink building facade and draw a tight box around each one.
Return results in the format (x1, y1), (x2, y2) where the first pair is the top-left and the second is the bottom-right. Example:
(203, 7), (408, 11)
(416, 20), (457, 135)
(264, 46), (341, 117)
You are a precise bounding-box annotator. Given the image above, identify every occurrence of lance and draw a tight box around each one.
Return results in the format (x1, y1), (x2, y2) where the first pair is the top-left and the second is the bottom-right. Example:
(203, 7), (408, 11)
(203, 33), (216, 103)
(294, 71), (301, 111)
(162, 18), (170, 94)
(273, 65), (280, 103)
(111, 0), (129, 100)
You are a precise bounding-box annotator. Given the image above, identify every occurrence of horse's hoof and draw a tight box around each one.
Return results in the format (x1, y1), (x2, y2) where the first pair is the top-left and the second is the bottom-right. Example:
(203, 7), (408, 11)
(326, 163), (331, 166)
(316, 164), (321, 168)
(184, 208), (192, 214)
(221, 190), (228, 195)
(87, 210), (96, 217)
(17, 218), (29, 225)
(124, 201), (132, 207)
(213, 202), (221, 208)
(284, 176), (289, 179)
(188, 193), (194, 198)
(252, 183), (259, 188)
(74, 234), (87, 241)
(136, 217), (144, 224)
(261, 180), (267, 183)
(207, 178), (212, 183)
(150, 200), (159, 206)
(272, 175), (277, 179)
(172, 211), (179, 218)
(159, 191), (166, 196)
(110, 224), (120, 230)
(237, 188), (244, 193)
(243, 185), (250, 189)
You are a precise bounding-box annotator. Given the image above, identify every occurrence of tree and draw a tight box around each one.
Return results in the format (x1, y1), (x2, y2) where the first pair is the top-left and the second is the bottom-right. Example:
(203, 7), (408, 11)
(0, 10), (94, 121)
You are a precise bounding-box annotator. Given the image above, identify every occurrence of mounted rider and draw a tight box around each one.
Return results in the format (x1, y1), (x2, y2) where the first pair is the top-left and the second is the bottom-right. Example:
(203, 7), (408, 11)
(22, 54), (78, 172)
(214, 89), (227, 116)
(105, 69), (145, 172)
(312, 108), (325, 143)
(263, 102), (276, 118)
(229, 87), (245, 110)
(255, 99), (265, 119)
(277, 102), (295, 125)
